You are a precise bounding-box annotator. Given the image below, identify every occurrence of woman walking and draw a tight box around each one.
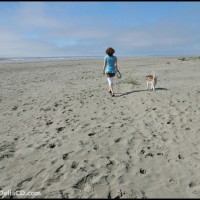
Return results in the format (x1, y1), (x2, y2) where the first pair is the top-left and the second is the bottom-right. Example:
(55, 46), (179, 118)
(102, 47), (119, 97)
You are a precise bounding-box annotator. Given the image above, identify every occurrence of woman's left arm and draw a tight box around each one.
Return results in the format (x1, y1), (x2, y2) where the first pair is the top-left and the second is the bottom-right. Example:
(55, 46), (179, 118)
(115, 58), (119, 72)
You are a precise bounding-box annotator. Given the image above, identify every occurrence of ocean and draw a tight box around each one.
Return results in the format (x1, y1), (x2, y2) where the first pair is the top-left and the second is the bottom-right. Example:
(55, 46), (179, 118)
(0, 56), (103, 63)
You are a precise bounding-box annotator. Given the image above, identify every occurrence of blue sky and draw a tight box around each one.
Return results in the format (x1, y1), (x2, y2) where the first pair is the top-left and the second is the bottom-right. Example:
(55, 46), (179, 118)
(1, 1), (200, 57)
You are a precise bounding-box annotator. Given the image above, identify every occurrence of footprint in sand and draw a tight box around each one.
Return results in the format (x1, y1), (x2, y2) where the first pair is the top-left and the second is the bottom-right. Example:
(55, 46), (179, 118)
(49, 143), (56, 149)
(114, 138), (122, 143)
(72, 173), (96, 190)
(189, 181), (196, 188)
(62, 152), (74, 160)
(46, 120), (53, 126)
(17, 177), (33, 187)
(140, 149), (145, 154)
(12, 105), (18, 111)
(140, 168), (146, 174)
(71, 161), (79, 169)
(55, 165), (64, 173)
(94, 145), (99, 150)
(145, 153), (154, 158)
(88, 132), (96, 136)
(56, 127), (65, 133)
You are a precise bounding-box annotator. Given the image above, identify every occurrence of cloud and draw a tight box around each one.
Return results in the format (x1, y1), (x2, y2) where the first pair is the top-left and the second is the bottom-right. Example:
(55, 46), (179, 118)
(0, 27), (61, 57)
(1, 2), (200, 57)
(14, 2), (60, 30)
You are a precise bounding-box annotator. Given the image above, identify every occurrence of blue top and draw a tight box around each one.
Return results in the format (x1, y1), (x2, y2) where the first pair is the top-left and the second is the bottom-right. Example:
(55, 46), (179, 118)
(104, 55), (117, 73)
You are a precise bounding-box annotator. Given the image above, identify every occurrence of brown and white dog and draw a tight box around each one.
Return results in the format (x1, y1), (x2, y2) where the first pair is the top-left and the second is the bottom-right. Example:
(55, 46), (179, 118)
(146, 74), (157, 91)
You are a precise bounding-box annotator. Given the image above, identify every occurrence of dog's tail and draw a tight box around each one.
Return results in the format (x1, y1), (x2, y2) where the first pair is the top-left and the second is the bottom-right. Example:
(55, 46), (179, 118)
(152, 71), (157, 79)
(152, 71), (157, 85)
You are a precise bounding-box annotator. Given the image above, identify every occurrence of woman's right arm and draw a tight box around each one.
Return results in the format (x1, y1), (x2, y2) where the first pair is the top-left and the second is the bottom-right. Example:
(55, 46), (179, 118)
(103, 60), (106, 75)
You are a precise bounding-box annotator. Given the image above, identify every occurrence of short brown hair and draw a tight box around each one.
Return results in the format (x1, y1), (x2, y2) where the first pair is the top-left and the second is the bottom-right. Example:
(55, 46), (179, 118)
(106, 47), (115, 56)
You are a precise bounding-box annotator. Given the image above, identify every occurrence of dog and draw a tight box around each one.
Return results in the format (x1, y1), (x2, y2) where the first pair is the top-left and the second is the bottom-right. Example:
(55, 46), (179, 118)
(146, 73), (157, 91)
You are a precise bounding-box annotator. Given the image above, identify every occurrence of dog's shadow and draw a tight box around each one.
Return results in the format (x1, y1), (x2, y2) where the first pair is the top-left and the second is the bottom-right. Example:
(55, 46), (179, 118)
(114, 87), (169, 97)
(156, 87), (169, 91)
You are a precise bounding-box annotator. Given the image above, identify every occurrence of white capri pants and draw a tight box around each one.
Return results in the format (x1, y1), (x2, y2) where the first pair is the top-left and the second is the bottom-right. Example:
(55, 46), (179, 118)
(107, 77), (113, 86)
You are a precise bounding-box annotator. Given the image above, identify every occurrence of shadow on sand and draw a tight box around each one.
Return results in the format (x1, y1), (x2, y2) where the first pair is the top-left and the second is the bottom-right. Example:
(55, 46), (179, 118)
(114, 87), (169, 97)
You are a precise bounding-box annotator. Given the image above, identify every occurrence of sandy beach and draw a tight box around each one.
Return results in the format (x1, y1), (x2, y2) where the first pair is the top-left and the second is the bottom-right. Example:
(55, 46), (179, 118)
(0, 57), (200, 198)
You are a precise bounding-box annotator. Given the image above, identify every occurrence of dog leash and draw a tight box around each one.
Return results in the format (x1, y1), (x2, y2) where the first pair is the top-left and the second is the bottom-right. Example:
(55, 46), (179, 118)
(116, 69), (122, 79)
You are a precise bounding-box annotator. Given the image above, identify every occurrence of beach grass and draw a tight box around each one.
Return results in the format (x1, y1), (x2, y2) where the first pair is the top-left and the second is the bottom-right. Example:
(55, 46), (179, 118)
(178, 56), (200, 61)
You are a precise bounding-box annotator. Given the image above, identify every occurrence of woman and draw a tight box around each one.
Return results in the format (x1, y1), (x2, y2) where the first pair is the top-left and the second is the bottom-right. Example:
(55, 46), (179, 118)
(103, 47), (119, 97)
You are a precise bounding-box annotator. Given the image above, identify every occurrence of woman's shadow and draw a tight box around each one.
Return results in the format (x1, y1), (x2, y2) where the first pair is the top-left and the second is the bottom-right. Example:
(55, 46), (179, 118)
(114, 87), (169, 97)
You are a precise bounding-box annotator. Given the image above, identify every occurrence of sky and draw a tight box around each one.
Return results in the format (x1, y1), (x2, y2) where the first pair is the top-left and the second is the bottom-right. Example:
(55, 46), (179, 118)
(1, 1), (200, 57)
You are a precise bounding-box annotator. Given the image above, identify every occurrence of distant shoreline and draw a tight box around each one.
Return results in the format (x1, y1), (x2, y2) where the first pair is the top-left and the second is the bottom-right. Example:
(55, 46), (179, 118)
(0, 55), (199, 63)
